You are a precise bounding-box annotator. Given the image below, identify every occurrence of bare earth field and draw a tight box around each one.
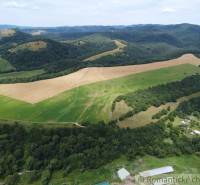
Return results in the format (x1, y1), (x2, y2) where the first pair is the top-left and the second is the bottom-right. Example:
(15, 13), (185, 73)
(0, 54), (199, 104)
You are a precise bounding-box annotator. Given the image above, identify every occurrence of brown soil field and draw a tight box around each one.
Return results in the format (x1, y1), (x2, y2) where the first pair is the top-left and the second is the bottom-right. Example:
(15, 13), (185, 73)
(0, 54), (199, 104)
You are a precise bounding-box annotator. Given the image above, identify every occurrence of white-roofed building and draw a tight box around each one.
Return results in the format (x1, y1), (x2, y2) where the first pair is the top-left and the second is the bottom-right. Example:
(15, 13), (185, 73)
(117, 168), (131, 181)
(192, 130), (200, 135)
(139, 166), (174, 177)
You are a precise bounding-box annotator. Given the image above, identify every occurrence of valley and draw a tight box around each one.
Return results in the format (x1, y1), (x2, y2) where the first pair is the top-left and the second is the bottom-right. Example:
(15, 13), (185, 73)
(0, 23), (200, 185)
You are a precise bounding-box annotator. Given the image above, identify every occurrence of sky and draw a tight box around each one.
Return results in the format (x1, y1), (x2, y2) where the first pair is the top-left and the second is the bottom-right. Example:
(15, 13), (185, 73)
(0, 0), (200, 27)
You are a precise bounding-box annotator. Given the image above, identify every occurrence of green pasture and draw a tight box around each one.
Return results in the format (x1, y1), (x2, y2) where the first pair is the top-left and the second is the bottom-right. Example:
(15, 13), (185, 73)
(0, 69), (45, 81)
(0, 57), (15, 72)
(0, 64), (200, 124)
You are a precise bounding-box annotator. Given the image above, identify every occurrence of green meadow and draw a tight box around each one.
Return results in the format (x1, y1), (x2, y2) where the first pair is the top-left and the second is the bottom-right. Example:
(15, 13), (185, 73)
(0, 64), (200, 124)
(0, 57), (15, 72)
(0, 69), (45, 81)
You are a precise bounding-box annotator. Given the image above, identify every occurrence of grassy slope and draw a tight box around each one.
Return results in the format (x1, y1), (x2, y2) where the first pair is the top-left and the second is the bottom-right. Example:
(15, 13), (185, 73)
(17, 155), (200, 185)
(0, 64), (200, 124)
(0, 57), (15, 72)
(0, 69), (45, 81)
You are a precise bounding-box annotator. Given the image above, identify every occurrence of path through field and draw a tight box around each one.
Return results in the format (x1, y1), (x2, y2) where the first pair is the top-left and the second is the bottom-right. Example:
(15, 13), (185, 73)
(0, 54), (199, 103)
(83, 40), (126, 61)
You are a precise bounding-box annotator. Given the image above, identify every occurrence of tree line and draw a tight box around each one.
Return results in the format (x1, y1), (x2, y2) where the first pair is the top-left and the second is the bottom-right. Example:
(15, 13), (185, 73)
(175, 96), (200, 118)
(112, 75), (200, 121)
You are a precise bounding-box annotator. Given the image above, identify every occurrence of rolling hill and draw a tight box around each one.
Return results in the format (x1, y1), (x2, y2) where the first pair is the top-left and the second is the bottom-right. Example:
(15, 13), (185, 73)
(1, 24), (200, 84)
(0, 24), (200, 185)
(0, 30), (116, 78)
(0, 54), (199, 103)
(0, 62), (200, 124)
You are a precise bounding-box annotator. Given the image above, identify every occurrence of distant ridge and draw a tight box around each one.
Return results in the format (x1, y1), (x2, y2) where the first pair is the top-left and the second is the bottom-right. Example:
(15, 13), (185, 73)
(0, 23), (199, 30)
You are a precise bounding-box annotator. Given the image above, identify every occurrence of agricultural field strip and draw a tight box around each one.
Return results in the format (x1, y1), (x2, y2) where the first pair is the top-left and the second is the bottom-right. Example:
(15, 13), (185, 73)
(0, 64), (199, 123)
(83, 40), (126, 61)
(0, 54), (199, 104)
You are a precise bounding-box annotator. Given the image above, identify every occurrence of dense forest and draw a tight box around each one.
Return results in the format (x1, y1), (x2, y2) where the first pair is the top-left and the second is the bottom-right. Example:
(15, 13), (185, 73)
(91, 42), (189, 67)
(0, 121), (199, 185)
(175, 96), (200, 118)
(113, 75), (200, 121)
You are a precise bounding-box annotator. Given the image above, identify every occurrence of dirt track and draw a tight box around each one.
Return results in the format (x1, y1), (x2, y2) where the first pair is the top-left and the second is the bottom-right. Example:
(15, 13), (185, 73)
(83, 40), (126, 61)
(0, 54), (199, 104)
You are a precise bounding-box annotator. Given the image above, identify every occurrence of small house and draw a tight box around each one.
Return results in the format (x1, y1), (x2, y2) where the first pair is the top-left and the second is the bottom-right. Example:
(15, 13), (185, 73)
(117, 168), (131, 181)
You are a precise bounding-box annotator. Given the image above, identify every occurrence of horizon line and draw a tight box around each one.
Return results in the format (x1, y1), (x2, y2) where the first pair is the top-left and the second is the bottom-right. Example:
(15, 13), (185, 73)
(0, 22), (199, 29)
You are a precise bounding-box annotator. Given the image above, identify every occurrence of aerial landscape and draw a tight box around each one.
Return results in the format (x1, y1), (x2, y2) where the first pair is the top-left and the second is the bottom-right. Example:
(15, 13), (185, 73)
(0, 0), (200, 185)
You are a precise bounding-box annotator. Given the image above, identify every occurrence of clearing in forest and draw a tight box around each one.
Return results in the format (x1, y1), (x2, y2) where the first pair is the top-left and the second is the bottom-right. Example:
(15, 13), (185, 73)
(118, 92), (200, 128)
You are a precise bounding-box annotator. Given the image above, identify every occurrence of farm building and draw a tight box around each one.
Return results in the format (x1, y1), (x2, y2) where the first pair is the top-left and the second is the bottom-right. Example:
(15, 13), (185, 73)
(191, 130), (200, 135)
(95, 181), (110, 185)
(139, 166), (174, 177)
(117, 168), (131, 181)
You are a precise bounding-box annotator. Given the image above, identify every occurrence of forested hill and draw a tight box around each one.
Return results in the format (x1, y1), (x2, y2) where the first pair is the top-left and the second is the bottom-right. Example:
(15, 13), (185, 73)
(0, 30), (116, 75)
(19, 23), (200, 45)
(1, 24), (200, 82)
(0, 30), (32, 52)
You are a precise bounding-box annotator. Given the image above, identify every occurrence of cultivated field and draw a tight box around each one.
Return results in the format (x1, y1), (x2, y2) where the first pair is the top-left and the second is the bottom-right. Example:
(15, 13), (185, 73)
(0, 64), (199, 123)
(83, 40), (126, 61)
(0, 54), (199, 103)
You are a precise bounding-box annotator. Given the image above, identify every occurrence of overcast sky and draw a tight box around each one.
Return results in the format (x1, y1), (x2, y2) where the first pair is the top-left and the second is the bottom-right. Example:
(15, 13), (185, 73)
(0, 0), (199, 27)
